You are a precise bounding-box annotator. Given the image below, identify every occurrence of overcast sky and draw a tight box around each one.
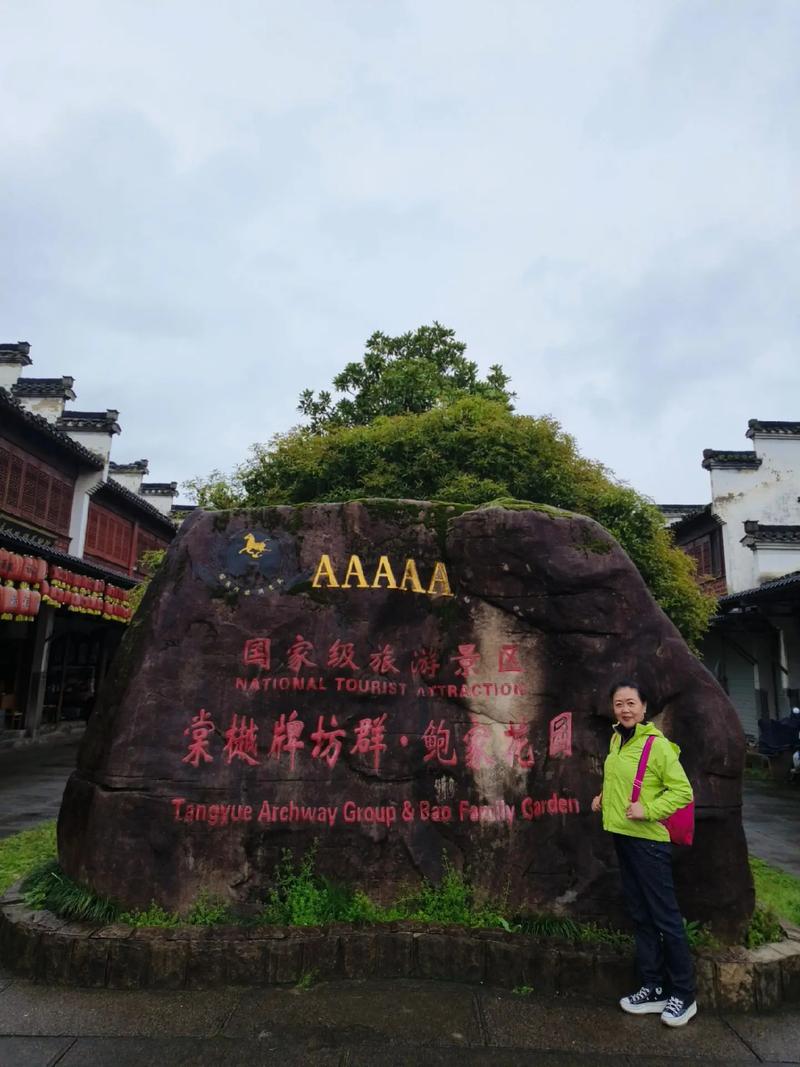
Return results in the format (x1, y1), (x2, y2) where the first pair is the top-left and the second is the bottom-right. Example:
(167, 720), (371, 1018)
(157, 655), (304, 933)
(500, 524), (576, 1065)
(2, 1), (798, 505)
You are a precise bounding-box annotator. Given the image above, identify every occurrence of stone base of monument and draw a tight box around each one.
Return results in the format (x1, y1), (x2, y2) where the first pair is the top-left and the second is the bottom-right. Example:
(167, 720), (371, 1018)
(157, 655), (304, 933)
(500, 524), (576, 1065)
(2, 885), (799, 1012)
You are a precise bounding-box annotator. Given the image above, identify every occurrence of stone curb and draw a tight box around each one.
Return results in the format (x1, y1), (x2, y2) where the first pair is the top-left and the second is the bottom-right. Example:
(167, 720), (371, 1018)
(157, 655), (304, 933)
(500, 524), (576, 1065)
(2, 885), (798, 1011)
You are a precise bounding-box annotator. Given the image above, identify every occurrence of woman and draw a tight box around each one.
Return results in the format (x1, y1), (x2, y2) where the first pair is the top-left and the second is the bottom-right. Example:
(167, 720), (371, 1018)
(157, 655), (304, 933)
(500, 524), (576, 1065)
(591, 680), (696, 1027)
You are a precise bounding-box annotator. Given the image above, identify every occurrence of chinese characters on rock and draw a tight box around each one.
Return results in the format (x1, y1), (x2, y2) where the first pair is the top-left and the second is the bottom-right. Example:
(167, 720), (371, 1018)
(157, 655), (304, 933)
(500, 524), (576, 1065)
(242, 635), (525, 682)
(180, 708), (574, 773)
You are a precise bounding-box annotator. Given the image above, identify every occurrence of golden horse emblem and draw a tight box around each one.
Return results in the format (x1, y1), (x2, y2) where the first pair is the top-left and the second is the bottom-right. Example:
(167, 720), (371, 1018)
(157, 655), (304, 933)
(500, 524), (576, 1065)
(239, 532), (270, 560)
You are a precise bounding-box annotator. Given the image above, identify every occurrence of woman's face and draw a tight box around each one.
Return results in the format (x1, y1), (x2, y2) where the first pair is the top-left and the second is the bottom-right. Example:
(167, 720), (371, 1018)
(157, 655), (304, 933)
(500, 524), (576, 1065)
(612, 686), (646, 728)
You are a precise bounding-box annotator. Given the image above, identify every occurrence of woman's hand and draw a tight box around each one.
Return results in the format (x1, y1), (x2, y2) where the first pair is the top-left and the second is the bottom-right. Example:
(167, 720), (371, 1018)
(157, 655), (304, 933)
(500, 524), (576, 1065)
(591, 793), (603, 813)
(625, 800), (647, 820)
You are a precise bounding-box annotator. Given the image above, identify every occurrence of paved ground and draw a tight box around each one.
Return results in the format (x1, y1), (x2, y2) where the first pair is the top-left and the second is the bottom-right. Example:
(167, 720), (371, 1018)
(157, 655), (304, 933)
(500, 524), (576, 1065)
(0, 736), (82, 839)
(1, 738), (799, 1065)
(741, 777), (800, 878)
(0, 970), (799, 1066)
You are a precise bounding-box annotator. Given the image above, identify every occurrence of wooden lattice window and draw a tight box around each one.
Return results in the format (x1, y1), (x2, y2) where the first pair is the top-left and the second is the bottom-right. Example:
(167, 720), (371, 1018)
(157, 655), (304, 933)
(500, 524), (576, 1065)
(85, 502), (133, 569)
(0, 441), (74, 536)
(135, 528), (170, 562)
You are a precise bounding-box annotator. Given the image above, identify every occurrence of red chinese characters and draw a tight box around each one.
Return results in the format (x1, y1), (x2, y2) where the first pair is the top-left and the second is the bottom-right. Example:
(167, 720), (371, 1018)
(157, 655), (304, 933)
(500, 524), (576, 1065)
(310, 714), (346, 767)
(421, 719), (457, 766)
(236, 635), (533, 695)
(223, 714), (259, 765)
(242, 637), (271, 669)
(498, 644), (522, 673)
(549, 711), (573, 758)
(182, 709), (216, 767)
(505, 722), (535, 769)
(411, 647), (440, 679)
(368, 644), (400, 675)
(287, 635), (316, 674)
(327, 640), (360, 671)
(269, 710), (305, 769)
(452, 644), (481, 678)
(463, 720), (494, 769)
(350, 714), (388, 770)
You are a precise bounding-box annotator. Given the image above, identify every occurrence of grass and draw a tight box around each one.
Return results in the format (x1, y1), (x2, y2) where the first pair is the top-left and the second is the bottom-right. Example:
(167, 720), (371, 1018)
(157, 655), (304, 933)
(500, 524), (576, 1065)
(5, 820), (800, 952)
(0, 821), (56, 895)
(118, 902), (179, 928)
(22, 859), (119, 924)
(749, 857), (800, 927)
(743, 763), (771, 783)
(516, 913), (633, 949)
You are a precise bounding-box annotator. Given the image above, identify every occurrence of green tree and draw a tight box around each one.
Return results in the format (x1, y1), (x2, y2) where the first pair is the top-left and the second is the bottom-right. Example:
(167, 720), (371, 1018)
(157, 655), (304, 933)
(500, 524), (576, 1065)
(297, 322), (514, 431)
(183, 468), (247, 510)
(237, 398), (714, 648)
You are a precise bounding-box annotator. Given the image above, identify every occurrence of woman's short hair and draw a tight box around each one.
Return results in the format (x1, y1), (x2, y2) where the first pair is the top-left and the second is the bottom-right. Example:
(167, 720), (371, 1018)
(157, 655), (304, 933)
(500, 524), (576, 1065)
(609, 679), (649, 705)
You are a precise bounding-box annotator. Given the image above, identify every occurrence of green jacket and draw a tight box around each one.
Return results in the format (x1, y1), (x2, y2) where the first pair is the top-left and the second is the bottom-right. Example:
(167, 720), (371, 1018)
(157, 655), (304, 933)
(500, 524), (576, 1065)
(601, 721), (693, 842)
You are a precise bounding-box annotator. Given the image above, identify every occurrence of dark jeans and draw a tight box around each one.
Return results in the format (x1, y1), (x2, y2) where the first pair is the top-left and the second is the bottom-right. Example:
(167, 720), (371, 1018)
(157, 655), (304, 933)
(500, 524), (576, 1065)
(613, 833), (695, 1001)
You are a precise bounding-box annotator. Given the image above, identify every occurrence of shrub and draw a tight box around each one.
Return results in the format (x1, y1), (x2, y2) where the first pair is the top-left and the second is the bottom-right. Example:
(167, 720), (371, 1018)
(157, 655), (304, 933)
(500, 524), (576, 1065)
(229, 398), (715, 648)
(745, 903), (784, 949)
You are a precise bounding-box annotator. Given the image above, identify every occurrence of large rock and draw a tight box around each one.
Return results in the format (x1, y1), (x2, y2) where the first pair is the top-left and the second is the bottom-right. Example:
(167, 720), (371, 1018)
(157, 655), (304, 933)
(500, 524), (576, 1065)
(58, 501), (753, 939)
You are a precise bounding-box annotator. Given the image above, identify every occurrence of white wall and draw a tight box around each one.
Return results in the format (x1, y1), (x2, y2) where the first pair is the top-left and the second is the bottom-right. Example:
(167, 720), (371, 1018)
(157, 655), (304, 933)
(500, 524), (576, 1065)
(0, 364), (24, 390)
(140, 492), (175, 516)
(710, 433), (800, 593)
(63, 429), (114, 463)
(67, 469), (105, 556)
(112, 471), (145, 494)
(755, 546), (800, 582)
(16, 396), (65, 423)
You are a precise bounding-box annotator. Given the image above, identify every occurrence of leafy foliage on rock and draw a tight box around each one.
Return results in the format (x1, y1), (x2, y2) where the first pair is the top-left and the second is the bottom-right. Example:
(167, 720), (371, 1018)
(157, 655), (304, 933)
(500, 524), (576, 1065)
(128, 548), (167, 615)
(234, 397), (714, 647)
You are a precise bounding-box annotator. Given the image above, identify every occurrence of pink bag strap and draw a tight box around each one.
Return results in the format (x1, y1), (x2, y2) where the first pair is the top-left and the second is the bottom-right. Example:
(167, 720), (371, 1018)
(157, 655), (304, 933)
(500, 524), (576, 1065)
(630, 735), (656, 802)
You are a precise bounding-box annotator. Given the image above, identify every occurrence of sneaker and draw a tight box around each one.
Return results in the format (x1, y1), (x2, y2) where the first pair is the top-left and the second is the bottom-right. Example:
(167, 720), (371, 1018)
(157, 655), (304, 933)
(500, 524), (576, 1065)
(660, 995), (698, 1027)
(619, 985), (668, 1014)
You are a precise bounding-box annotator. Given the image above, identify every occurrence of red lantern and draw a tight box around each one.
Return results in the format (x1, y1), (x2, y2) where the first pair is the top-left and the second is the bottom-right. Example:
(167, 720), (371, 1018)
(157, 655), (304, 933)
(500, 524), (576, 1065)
(6, 554), (24, 582)
(0, 586), (19, 614)
(15, 587), (32, 615)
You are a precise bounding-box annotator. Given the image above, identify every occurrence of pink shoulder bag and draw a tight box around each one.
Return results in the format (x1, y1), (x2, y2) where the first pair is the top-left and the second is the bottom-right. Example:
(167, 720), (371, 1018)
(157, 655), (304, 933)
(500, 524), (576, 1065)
(631, 735), (695, 846)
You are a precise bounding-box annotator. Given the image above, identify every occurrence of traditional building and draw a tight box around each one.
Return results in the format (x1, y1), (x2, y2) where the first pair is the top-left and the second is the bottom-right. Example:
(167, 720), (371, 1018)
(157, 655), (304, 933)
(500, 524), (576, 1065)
(0, 342), (176, 743)
(661, 420), (800, 737)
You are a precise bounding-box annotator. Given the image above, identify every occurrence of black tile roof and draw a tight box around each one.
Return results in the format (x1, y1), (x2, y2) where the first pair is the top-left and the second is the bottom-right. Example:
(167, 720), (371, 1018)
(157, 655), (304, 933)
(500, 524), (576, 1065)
(94, 478), (177, 534)
(747, 420), (800, 437)
(0, 527), (137, 588)
(702, 449), (761, 469)
(0, 342), (32, 366)
(741, 523), (800, 546)
(58, 410), (120, 434)
(141, 482), (177, 494)
(0, 388), (104, 469)
(666, 503), (717, 536)
(718, 569), (800, 607)
(12, 376), (75, 399)
(658, 504), (706, 516)
(109, 459), (149, 473)
(657, 507), (708, 524)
